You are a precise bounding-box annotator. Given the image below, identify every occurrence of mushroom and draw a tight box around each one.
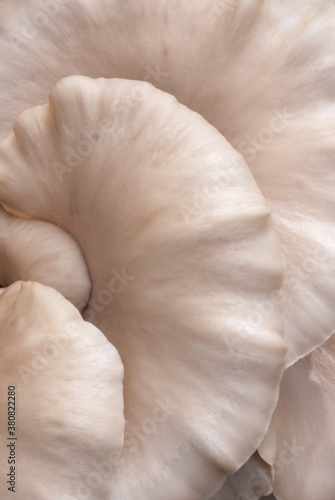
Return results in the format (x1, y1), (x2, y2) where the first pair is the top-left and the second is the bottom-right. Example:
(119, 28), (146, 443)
(0, 206), (91, 310)
(0, 0), (334, 497)
(215, 331), (335, 500)
(0, 0), (334, 365)
(0, 75), (286, 499)
(258, 332), (335, 500)
(0, 280), (124, 500)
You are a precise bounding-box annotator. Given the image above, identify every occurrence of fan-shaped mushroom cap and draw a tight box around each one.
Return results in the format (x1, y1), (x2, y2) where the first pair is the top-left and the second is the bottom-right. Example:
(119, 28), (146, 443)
(0, 0), (333, 365)
(258, 333), (335, 500)
(0, 280), (124, 500)
(0, 76), (286, 499)
(0, 206), (90, 310)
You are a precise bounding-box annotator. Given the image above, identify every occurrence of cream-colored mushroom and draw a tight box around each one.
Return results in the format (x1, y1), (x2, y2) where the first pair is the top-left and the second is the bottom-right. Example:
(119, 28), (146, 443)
(216, 332), (335, 500)
(0, 0), (334, 364)
(0, 76), (286, 499)
(0, 280), (124, 500)
(1, 1), (334, 497)
(258, 332), (335, 500)
(0, 206), (90, 310)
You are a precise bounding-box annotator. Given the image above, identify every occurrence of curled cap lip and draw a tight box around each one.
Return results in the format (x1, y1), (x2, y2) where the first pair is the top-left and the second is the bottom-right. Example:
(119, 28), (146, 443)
(0, 279), (22, 301)
(0, 206), (91, 311)
(0, 280), (125, 500)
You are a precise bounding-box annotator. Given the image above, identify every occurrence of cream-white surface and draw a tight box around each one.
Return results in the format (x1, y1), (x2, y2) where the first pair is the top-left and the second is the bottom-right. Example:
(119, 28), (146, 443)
(0, 76), (286, 500)
(0, 0), (333, 365)
(0, 281), (124, 500)
(259, 333), (335, 500)
(0, 207), (90, 310)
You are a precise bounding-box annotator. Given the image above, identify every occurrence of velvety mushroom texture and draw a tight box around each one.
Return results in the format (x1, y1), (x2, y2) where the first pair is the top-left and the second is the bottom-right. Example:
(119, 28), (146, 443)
(258, 332), (335, 500)
(0, 206), (90, 310)
(0, 76), (286, 500)
(0, 280), (124, 500)
(0, 0), (334, 364)
(227, 332), (335, 500)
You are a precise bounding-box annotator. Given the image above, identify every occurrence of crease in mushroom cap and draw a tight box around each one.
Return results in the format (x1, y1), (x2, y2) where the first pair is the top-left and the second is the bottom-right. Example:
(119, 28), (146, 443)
(0, 205), (91, 310)
(0, 280), (125, 500)
(223, 321), (335, 500)
(0, 75), (286, 499)
(258, 332), (335, 500)
(0, 0), (334, 365)
(210, 451), (273, 500)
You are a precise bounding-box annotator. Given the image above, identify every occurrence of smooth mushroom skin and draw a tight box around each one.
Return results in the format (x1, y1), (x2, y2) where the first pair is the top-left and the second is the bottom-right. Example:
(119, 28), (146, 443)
(0, 206), (91, 310)
(210, 452), (273, 500)
(0, 280), (124, 500)
(257, 333), (335, 500)
(0, 0), (334, 364)
(0, 76), (286, 500)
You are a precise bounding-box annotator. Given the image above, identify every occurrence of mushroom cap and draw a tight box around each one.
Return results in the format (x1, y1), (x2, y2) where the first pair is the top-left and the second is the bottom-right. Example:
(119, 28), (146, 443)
(259, 333), (335, 500)
(0, 76), (286, 499)
(0, 0), (334, 365)
(0, 206), (90, 310)
(0, 280), (124, 500)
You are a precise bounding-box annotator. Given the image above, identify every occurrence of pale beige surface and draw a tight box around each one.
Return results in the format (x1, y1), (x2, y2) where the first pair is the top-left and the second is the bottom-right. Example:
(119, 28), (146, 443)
(259, 333), (335, 500)
(0, 206), (91, 310)
(0, 1), (334, 497)
(0, 281), (124, 500)
(0, 0), (334, 365)
(0, 76), (286, 500)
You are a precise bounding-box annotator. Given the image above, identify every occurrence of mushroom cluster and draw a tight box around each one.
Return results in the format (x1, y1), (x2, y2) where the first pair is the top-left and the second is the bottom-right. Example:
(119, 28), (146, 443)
(0, 1), (334, 499)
